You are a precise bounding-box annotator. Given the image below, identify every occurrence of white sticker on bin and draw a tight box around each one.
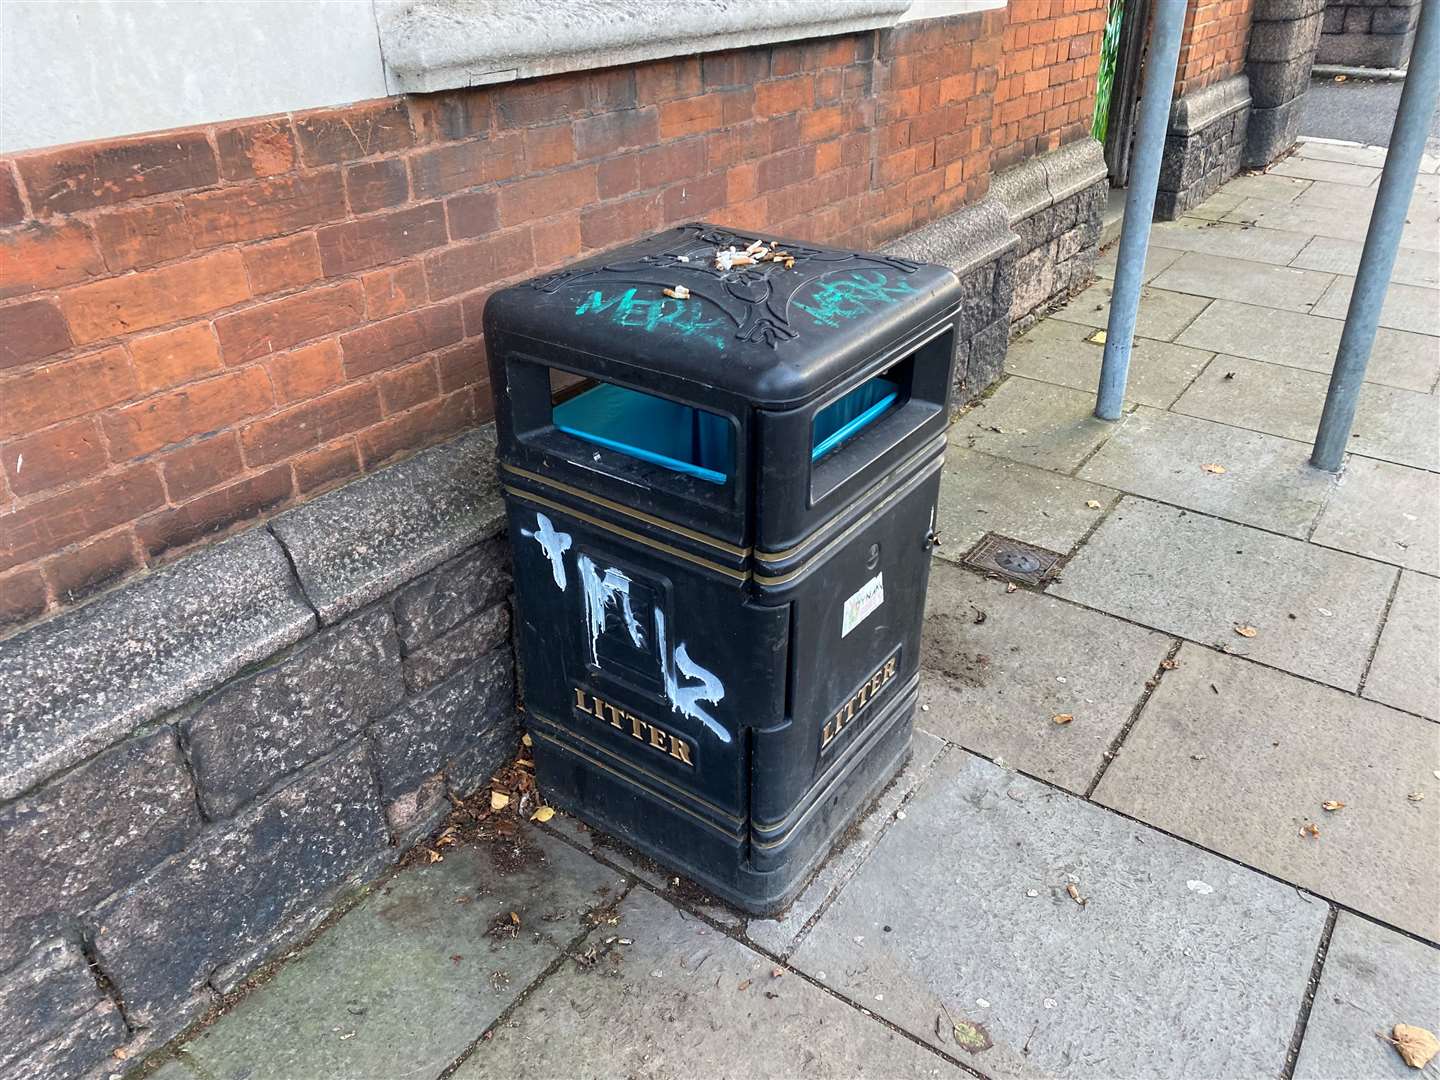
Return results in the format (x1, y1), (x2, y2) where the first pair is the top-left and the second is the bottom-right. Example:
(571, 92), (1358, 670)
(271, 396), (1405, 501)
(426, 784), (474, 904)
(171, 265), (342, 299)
(842, 573), (884, 637)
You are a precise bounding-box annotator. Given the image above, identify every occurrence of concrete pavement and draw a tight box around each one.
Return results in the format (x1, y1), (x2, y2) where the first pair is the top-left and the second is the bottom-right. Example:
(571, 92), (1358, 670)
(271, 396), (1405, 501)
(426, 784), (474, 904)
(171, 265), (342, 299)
(137, 138), (1439, 1080)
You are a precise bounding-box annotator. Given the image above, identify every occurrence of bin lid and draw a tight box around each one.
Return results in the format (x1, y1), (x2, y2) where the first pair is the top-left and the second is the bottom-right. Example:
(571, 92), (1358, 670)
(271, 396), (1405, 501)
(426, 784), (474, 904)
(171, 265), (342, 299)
(485, 223), (961, 408)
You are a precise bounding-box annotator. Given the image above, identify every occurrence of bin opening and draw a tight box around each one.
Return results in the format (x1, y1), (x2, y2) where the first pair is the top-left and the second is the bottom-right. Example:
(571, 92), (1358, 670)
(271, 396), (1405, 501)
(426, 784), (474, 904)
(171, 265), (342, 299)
(810, 357), (910, 461)
(551, 376), (734, 485)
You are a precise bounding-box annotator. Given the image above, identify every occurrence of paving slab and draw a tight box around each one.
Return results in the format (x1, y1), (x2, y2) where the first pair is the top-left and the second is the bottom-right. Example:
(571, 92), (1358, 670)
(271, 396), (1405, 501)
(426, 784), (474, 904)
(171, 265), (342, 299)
(1269, 156), (1382, 187)
(1176, 299), (1440, 393)
(1312, 276), (1440, 337)
(458, 888), (965, 1080)
(178, 833), (628, 1080)
(1171, 354), (1440, 471)
(1217, 172), (1312, 204)
(1094, 241), (1184, 282)
(1050, 281), (1212, 341)
(1225, 198), (1439, 250)
(951, 378), (1121, 473)
(1290, 178), (1440, 220)
(919, 565), (1171, 793)
(1294, 140), (1389, 169)
(1095, 645), (1440, 942)
(935, 446), (1117, 558)
(1289, 235), (1440, 290)
(1005, 317), (1213, 408)
(1051, 497), (1397, 691)
(789, 751), (1327, 1080)
(1294, 913), (1440, 1080)
(1148, 216), (1311, 264)
(1183, 189), (1250, 220)
(745, 730), (947, 957)
(1313, 457), (1440, 575)
(1150, 251), (1335, 313)
(1364, 571), (1440, 719)
(1076, 407), (1336, 537)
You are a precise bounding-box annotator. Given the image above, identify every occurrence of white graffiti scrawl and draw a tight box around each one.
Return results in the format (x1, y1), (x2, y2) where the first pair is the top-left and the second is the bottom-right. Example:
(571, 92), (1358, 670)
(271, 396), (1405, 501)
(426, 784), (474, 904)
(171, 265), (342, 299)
(654, 608), (728, 744)
(577, 554), (645, 663)
(521, 512), (572, 591)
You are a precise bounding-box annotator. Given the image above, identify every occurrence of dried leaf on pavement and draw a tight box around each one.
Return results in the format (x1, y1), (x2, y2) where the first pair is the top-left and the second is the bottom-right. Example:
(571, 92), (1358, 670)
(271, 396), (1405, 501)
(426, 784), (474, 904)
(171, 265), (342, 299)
(1389, 1024), (1439, 1068)
(491, 790), (511, 811)
(1160, 658), (1179, 670)
(1407, 791), (1425, 802)
(951, 1018), (994, 1054)
(1201, 463), (1228, 474)
(1322, 801), (1345, 811)
(521, 733), (533, 747)
(1052, 713), (1075, 726)
(1066, 883), (1087, 906)
(1234, 624), (1258, 638)
(1085, 500), (1103, 509)
(1300, 822), (1321, 838)
(737, 979), (752, 992)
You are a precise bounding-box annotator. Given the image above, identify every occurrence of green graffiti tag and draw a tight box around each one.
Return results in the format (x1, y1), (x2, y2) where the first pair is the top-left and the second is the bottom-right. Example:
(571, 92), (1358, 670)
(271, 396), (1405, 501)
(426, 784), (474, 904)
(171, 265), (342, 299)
(795, 270), (918, 328)
(575, 288), (727, 351)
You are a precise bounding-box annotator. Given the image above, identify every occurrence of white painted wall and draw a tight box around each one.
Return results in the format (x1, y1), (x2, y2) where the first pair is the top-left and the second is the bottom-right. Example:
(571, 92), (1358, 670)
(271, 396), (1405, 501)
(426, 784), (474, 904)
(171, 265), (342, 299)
(0, 0), (1008, 155)
(1, 0), (388, 154)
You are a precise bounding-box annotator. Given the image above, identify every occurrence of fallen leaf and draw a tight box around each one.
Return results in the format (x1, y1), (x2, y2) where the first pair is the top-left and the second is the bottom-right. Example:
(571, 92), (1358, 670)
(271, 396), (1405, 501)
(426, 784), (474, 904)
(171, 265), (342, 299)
(737, 979), (752, 992)
(1234, 624), (1258, 638)
(1085, 499), (1103, 509)
(771, 967), (784, 978)
(112, 1048), (129, 1060)
(522, 733), (533, 748)
(1201, 463), (1228, 474)
(1301, 822), (1321, 838)
(1392, 1024), (1440, 1068)
(510, 911), (521, 925)
(530, 805), (556, 823)
(1052, 713), (1075, 726)
(1322, 801), (1345, 811)
(425, 848), (443, 864)
(491, 790), (510, 811)
(1005, 582), (1018, 593)
(1407, 791), (1425, 802)
(1066, 883), (1088, 907)
(1087, 329), (1108, 345)
(951, 1018), (995, 1054)
(1334, 74), (1348, 83)
(1160, 658), (1179, 670)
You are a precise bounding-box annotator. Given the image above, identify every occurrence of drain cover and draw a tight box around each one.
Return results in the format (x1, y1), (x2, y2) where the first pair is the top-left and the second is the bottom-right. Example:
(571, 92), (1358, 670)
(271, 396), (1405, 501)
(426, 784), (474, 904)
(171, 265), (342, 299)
(963, 533), (1063, 585)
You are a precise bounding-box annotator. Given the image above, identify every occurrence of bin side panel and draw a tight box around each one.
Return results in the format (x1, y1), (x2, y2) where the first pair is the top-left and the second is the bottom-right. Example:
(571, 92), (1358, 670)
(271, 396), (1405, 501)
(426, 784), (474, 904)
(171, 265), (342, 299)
(506, 498), (785, 830)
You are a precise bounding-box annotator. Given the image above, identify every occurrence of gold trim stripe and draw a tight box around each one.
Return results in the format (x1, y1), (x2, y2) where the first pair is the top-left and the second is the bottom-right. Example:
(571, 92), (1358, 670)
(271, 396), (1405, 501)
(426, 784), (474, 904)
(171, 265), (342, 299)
(505, 485), (752, 582)
(755, 436), (945, 565)
(530, 728), (744, 839)
(500, 462), (751, 557)
(529, 707), (745, 824)
(752, 453), (944, 587)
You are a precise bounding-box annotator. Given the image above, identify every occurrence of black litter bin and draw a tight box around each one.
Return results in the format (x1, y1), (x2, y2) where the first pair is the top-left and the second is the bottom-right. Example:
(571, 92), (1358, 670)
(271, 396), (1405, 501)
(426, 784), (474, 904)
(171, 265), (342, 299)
(485, 222), (961, 913)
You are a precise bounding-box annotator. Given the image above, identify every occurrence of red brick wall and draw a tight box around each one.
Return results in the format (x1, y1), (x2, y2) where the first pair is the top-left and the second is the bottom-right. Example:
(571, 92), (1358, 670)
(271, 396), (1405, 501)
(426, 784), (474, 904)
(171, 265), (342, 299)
(992, 0), (1109, 173)
(1176, 0), (1256, 98)
(1, 8), (1102, 628)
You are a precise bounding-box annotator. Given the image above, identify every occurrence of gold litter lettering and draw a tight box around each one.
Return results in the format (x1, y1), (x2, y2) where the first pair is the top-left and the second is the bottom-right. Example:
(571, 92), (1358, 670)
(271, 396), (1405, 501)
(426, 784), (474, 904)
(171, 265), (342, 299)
(821, 651), (901, 752)
(571, 688), (696, 768)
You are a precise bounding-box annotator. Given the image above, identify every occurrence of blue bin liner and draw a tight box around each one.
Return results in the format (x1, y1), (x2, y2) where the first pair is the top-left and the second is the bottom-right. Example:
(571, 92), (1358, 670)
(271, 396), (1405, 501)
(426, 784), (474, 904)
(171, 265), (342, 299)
(554, 383), (734, 484)
(811, 376), (899, 459)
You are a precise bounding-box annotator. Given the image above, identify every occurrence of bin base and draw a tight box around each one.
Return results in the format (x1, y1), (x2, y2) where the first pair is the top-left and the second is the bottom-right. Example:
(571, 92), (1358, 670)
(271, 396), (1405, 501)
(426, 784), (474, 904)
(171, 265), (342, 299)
(528, 679), (917, 916)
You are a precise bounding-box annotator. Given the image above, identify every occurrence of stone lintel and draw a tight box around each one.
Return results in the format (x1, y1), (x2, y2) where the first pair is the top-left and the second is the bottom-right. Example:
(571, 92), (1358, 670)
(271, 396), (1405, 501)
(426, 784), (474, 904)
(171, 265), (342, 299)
(377, 0), (913, 93)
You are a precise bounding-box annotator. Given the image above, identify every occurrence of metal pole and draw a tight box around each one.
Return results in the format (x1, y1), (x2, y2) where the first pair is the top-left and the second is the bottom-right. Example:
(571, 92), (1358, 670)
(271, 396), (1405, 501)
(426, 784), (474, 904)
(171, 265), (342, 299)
(1094, 0), (1187, 420)
(1311, 0), (1440, 471)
